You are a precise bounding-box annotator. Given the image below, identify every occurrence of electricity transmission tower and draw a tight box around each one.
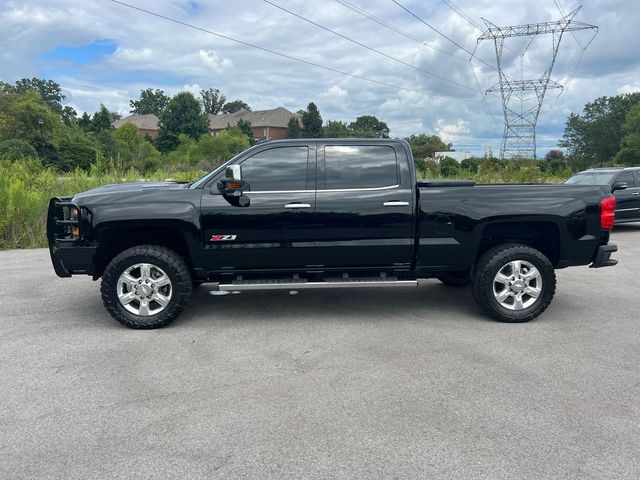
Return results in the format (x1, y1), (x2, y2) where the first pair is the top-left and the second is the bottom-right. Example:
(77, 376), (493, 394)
(478, 8), (597, 159)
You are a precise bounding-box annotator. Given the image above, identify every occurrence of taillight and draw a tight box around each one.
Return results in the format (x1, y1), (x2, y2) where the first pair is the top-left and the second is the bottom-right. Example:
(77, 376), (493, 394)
(600, 196), (616, 230)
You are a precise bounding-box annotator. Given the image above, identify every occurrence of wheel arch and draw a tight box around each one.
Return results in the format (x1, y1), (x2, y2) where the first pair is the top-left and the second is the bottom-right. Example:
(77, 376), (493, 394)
(91, 221), (200, 279)
(476, 221), (561, 267)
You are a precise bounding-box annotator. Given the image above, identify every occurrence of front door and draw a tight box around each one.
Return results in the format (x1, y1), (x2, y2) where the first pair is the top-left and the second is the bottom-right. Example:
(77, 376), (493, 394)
(613, 170), (640, 221)
(200, 144), (316, 272)
(313, 142), (415, 270)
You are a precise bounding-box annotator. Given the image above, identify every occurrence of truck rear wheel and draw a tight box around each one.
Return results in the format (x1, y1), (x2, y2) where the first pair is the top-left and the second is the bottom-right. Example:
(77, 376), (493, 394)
(471, 243), (556, 323)
(101, 245), (193, 329)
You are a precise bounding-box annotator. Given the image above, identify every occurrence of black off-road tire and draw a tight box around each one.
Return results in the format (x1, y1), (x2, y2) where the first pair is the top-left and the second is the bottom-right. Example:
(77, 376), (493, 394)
(101, 245), (193, 329)
(436, 272), (471, 287)
(471, 243), (556, 323)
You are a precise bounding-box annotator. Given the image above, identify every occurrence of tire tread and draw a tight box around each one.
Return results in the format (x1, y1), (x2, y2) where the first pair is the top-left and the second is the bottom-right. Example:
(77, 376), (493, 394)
(471, 243), (556, 323)
(101, 245), (193, 329)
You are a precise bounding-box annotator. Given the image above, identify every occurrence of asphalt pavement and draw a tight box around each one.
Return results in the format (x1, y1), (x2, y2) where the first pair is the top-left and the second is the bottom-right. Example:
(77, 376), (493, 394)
(1, 225), (639, 479)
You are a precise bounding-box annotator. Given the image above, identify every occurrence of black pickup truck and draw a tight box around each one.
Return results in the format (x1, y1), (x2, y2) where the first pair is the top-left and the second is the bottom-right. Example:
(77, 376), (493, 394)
(47, 139), (618, 329)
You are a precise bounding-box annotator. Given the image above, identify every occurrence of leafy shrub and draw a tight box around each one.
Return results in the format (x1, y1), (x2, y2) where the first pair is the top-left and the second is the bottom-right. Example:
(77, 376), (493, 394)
(0, 138), (38, 161)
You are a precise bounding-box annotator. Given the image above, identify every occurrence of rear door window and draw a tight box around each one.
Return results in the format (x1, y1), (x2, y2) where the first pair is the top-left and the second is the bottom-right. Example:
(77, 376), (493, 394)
(616, 171), (636, 187)
(324, 145), (398, 189)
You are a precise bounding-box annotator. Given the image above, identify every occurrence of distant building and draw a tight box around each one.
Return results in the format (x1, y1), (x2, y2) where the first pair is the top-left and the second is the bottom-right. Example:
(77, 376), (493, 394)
(434, 151), (473, 163)
(112, 113), (160, 138)
(209, 107), (299, 141)
(112, 107), (299, 141)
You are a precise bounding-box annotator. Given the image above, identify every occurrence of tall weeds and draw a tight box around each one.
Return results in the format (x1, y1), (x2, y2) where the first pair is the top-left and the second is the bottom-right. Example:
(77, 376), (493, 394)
(0, 159), (568, 249)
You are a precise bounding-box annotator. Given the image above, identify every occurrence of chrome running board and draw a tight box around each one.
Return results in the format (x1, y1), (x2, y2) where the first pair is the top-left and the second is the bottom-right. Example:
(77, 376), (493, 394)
(214, 278), (418, 292)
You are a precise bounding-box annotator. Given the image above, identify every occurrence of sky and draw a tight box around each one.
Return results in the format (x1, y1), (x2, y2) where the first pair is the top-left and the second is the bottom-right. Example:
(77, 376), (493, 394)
(1, 0), (639, 156)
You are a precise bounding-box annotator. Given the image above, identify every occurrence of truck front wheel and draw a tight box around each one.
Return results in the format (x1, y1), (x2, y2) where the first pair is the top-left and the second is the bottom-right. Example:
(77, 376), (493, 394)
(101, 245), (193, 329)
(471, 244), (556, 323)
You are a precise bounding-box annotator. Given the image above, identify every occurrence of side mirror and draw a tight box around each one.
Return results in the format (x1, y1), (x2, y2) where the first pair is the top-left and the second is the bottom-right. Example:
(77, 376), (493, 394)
(216, 165), (250, 207)
(612, 181), (628, 191)
(218, 165), (245, 196)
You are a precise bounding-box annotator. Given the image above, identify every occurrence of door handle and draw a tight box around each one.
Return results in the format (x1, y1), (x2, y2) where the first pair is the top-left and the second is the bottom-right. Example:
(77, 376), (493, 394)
(284, 203), (312, 209)
(632, 192), (640, 196)
(383, 201), (409, 207)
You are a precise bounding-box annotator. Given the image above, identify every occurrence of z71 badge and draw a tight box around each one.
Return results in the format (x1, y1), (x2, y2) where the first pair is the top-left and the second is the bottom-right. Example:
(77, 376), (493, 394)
(210, 234), (237, 242)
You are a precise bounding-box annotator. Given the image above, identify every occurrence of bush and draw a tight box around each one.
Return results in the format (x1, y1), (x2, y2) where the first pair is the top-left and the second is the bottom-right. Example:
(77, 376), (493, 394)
(164, 128), (250, 172)
(440, 157), (460, 177)
(460, 157), (479, 174)
(0, 138), (38, 161)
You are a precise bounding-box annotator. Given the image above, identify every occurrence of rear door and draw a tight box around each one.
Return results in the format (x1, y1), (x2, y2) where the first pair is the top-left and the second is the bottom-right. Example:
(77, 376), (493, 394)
(632, 171), (640, 221)
(613, 171), (640, 221)
(200, 143), (316, 272)
(314, 142), (415, 270)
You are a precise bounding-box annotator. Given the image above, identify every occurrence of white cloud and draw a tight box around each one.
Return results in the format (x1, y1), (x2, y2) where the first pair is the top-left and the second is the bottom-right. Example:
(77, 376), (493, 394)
(618, 83), (640, 95)
(198, 49), (233, 74)
(1, 0), (639, 156)
(182, 83), (202, 96)
(435, 119), (471, 143)
(319, 85), (348, 108)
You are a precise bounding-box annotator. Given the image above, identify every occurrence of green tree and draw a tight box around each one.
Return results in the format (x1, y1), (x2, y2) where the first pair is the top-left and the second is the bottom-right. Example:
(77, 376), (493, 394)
(323, 120), (351, 138)
(460, 157), (479, 174)
(200, 88), (226, 115)
(614, 103), (640, 166)
(165, 128), (250, 172)
(286, 116), (302, 138)
(113, 123), (161, 172)
(78, 112), (92, 131)
(301, 102), (323, 138)
(55, 127), (99, 171)
(129, 88), (170, 115)
(349, 115), (389, 137)
(540, 149), (567, 174)
(439, 157), (460, 177)
(9, 77), (76, 123)
(0, 89), (64, 159)
(223, 100), (251, 114)
(0, 139), (38, 161)
(237, 118), (255, 144)
(560, 93), (640, 166)
(90, 104), (119, 134)
(405, 134), (450, 161)
(157, 92), (209, 152)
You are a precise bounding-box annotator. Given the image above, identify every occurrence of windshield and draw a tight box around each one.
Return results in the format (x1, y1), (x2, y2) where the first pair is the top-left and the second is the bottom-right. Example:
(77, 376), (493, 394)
(564, 172), (617, 185)
(189, 153), (242, 189)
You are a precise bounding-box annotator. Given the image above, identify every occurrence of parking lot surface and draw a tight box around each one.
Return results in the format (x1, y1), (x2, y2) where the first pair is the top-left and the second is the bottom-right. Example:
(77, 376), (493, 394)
(1, 225), (639, 479)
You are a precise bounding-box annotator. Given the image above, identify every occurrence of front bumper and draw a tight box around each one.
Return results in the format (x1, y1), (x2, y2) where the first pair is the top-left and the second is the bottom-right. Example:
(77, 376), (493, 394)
(590, 244), (618, 268)
(49, 243), (97, 277)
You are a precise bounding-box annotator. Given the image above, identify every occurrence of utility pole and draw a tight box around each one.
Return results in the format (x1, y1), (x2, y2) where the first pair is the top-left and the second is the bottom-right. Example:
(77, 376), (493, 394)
(478, 7), (597, 159)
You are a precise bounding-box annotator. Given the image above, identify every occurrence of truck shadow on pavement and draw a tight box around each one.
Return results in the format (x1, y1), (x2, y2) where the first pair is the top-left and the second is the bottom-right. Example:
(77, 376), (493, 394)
(174, 281), (488, 328)
(612, 223), (640, 235)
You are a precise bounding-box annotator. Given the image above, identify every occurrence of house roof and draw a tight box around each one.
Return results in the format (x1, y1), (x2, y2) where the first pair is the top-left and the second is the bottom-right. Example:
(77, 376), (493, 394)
(113, 113), (159, 130)
(209, 107), (297, 130)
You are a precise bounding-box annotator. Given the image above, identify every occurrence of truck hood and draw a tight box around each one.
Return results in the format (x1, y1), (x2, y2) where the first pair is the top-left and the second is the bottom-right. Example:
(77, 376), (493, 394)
(72, 181), (190, 202)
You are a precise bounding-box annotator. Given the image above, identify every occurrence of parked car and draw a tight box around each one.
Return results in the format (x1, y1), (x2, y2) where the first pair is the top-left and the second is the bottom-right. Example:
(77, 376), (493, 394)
(48, 139), (618, 329)
(565, 167), (640, 223)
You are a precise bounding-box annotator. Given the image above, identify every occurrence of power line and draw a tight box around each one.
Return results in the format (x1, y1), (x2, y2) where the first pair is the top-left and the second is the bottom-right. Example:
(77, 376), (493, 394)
(108, 0), (482, 103)
(263, 0), (478, 92)
(391, 0), (501, 74)
(333, 0), (469, 63)
(440, 0), (483, 30)
(439, 0), (521, 56)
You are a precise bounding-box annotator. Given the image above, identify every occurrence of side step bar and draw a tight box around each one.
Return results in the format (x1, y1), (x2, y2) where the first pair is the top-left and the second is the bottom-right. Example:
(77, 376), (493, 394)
(215, 279), (418, 292)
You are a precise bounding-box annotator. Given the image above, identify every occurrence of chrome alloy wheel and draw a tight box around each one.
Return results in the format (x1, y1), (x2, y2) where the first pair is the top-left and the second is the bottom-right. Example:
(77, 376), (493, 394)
(117, 263), (172, 316)
(492, 260), (542, 311)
